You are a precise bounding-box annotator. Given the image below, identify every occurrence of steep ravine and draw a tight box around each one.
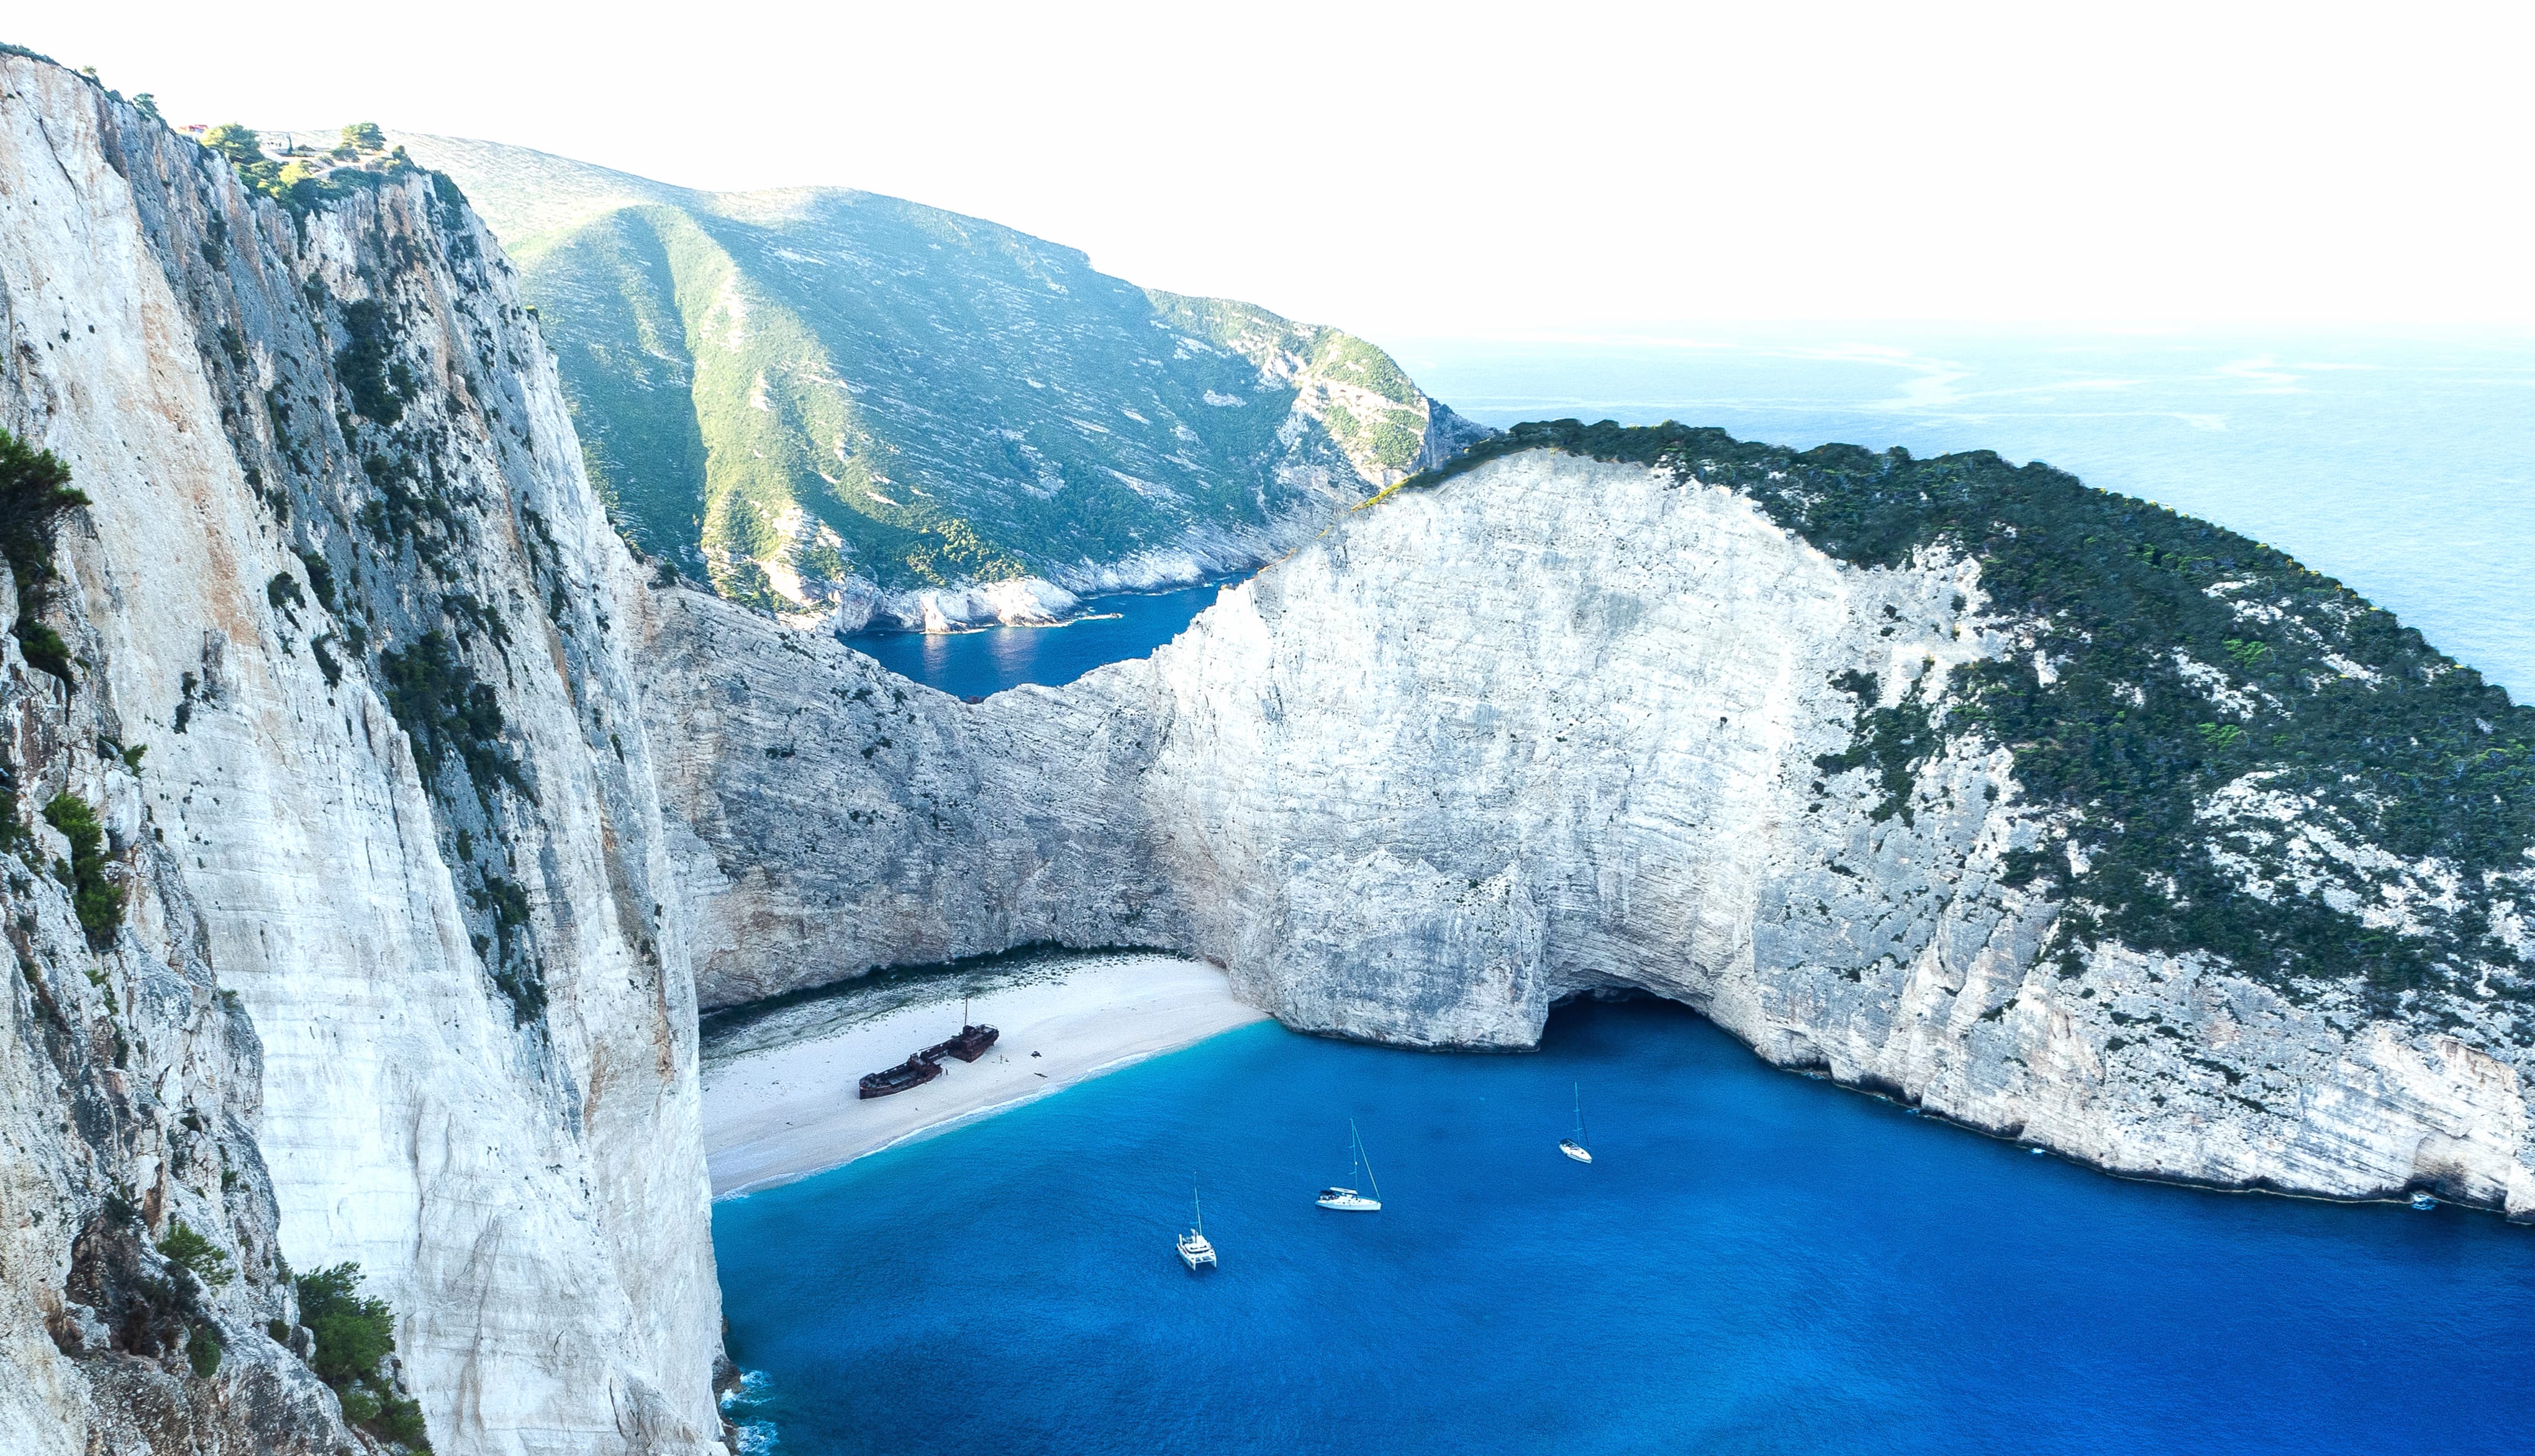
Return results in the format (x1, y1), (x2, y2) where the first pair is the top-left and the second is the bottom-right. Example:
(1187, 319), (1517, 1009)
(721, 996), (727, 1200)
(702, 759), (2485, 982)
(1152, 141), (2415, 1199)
(644, 444), (2535, 1222)
(1, 57), (722, 1454)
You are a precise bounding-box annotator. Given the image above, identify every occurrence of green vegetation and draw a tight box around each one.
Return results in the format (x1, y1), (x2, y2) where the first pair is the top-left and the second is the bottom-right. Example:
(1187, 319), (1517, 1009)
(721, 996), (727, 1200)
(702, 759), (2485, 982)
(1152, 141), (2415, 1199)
(339, 121), (386, 153)
(335, 300), (412, 424)
(201, 123), (263, 167)
(378, 632), (523, 795)
(185, 1323), (223, 1378)
(1813, 669), (1937, 826)
(1394, 420), (2535, 1009)
(158, 1219), (234, 1289)
(41, 794), (122, 947)
(196, 120), (406, 215)
(0, 428), (90, 684)
(409, 139), (1454, 612)
(297, 1264), (432, 1450)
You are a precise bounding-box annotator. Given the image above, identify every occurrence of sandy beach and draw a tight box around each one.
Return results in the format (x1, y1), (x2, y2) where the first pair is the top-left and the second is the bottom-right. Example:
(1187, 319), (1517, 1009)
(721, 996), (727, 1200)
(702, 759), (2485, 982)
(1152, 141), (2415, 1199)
(700, 951), (1270, 1196)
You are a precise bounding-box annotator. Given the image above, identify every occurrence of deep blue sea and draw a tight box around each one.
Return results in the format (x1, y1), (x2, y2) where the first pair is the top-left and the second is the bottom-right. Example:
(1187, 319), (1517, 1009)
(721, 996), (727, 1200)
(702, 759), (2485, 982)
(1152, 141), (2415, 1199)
(847, 582), (1228, 699)
(760, 330), (2535, 1450)
(716, 1002), (2535, 1455)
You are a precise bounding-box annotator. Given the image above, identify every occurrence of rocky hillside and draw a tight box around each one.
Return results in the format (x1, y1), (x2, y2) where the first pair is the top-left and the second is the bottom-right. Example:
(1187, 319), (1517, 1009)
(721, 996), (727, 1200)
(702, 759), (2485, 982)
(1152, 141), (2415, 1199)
(1, 56), (723, 1455)
(642, 427), (2535, 1221)
(386, 135), (1489, 629)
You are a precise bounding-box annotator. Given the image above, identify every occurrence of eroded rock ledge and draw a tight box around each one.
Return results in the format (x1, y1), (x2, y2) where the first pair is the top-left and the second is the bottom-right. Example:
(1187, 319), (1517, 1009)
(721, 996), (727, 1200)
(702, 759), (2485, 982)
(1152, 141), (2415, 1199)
(643, 443), (2535, 1221)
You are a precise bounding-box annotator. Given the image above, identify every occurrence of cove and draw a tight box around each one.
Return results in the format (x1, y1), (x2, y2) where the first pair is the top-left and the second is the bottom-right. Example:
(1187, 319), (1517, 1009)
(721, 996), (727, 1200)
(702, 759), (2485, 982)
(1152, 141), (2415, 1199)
(845, 582), (1231, 699)
(711, 999), (2535, 1454)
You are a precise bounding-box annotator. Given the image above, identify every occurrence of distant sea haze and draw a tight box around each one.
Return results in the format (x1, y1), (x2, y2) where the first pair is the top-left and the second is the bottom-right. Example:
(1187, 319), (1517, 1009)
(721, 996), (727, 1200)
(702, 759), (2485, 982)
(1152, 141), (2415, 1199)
(1391, 328), (2535, 700)
(861, 330), (2535, 709)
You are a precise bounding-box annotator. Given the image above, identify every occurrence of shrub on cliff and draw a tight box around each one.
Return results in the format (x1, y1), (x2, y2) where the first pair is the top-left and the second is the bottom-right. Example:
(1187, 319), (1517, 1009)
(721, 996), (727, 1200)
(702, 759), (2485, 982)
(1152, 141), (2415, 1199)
(0, 429), (89, 684)
(378, 631), (523, 794)
(184, 1323), (224, 1378)
(340, 120), (386, 153)
(158, 1220), (234, 1290)
(297, 1263), (432, 1451)
(41, 794), (121, 947)
(335, 300), (412, 424)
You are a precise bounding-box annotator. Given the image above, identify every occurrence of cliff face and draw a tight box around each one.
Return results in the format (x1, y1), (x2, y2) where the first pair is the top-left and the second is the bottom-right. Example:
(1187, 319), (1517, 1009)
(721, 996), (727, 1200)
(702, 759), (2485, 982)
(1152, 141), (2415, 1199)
(1, 57), (722, 1455)
(391, 134), (1490, 630)
(646, 446), (2535, 1221)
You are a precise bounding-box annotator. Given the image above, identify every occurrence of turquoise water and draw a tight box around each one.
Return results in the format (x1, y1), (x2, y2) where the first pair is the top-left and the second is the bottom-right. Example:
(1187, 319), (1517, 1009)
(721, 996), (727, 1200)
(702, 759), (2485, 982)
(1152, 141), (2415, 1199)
(714, 1002), (2535, 1455)
(846, 582), (1227, 699)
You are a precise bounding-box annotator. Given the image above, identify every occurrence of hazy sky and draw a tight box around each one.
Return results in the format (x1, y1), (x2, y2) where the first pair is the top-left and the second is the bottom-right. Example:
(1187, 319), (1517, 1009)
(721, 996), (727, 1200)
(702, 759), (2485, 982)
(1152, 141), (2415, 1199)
(18, 1), (2533, 339)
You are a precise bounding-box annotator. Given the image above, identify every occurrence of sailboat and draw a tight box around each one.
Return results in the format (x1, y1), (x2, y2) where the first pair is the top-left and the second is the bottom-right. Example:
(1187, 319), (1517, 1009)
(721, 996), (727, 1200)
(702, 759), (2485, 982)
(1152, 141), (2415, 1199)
(1559, 1082), (1593, 1164)
(1177, 1187), (1218, 1270)
(1315, 1119), (1383, 1211)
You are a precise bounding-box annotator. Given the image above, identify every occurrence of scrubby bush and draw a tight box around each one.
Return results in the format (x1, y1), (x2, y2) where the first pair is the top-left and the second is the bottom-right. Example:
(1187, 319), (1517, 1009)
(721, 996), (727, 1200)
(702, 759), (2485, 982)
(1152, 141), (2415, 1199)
(340, 121), (386, 152)
(158, 1219), (234, 1289)
(41, 794), (122, 946)
(378, 631), (520, 793)
(0, 428), (89, 684)
(185, 1323), (224, 1377)
(335, 300), (411, 424)
(297, 1263), (432, 1450)
(201, 122), (265, 166)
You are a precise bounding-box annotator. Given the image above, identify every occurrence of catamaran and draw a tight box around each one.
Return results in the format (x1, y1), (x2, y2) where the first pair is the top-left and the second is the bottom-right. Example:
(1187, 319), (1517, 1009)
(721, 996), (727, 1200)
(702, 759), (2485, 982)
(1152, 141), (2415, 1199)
(1177, 1188), (1218, 1270)
(1559, 1081), (1593, 1164)
(1316, 1119), (1383, 1211)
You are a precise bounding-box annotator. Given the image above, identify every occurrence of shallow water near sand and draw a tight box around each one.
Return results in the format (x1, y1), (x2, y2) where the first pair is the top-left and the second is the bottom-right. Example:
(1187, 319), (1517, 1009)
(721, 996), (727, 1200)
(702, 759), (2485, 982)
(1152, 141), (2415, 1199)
(712, 1001), (2535, 1455)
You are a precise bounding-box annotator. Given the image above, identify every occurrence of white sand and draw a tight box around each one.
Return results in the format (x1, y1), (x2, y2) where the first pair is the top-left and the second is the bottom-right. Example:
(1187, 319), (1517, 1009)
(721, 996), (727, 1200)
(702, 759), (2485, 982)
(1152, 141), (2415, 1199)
(699, 952), (1269, 1196)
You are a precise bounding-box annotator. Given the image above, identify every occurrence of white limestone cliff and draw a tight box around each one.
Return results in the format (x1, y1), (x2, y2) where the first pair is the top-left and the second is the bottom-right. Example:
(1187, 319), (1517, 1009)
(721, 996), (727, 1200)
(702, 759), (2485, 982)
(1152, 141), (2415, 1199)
(643, 450), (2535, 1221)
(0, 58), (723, 1455)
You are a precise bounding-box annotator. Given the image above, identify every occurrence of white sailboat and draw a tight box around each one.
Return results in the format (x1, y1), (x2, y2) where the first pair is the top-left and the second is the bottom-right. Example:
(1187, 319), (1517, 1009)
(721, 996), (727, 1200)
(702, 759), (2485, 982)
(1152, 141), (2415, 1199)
(1315, 1119), (1383, 1211)
(1177, 1187), (1217, 1269)
(1559, 1081), (1593, 1164)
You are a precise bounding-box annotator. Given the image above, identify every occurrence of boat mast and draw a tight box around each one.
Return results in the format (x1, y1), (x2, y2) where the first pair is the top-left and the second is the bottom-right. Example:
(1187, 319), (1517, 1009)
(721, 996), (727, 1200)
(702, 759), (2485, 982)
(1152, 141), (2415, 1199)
(1574, 1080), (1587, 1142)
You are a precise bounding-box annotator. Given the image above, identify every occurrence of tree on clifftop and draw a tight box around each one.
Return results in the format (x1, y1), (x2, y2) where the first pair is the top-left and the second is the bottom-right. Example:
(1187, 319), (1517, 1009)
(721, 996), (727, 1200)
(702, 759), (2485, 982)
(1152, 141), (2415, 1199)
(201, 122), (264, 165)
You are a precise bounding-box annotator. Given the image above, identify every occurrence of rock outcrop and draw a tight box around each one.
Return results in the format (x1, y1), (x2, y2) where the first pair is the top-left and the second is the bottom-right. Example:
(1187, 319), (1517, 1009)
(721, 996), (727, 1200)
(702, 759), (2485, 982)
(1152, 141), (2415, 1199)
(644, 443), (2535, 1221)
(0, 56), (722, 1454)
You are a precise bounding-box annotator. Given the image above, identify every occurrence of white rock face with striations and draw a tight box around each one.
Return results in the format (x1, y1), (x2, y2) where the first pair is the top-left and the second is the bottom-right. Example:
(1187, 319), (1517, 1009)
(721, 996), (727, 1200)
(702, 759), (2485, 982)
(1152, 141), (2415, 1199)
(643, 448), (2535, 1221)
(0, 58), (722, 1455)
